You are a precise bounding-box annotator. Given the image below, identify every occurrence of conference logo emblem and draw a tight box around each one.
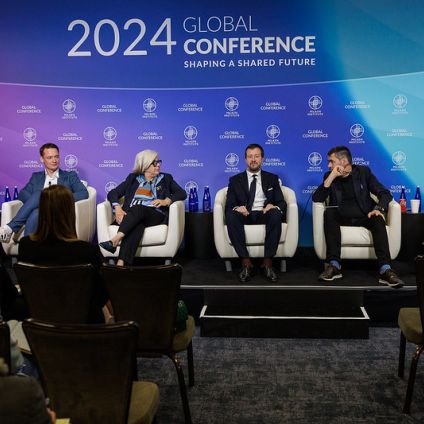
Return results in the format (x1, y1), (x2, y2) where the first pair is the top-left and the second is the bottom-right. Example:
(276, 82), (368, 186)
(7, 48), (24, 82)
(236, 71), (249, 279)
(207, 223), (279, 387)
(61, 99), (77, 120)
(392, 94), (408, 115)
(105, 181), (117, 193)
(23, 127), (37, 142)
(143, 98), (157, 113)
(184, 180), (198, 195)
(393, 94), (407, 109)
(225, 97), (239, 112)
(224, 97), (240, 118)
(266, 125), (280, 139)
(307, 96), (323, 116)
(308, 96), (323, 110)
(225, 153), (239, 167)
(392, 151), (406, 166)
(307, 152), (323, 172)
(62, 99), (76, 114)
(103, 127), (117, 141)
(64, 154), (78, 169)
(350, 124), (364, 138)
(391, 151), (407, 172)
(184, 125), (197, 140)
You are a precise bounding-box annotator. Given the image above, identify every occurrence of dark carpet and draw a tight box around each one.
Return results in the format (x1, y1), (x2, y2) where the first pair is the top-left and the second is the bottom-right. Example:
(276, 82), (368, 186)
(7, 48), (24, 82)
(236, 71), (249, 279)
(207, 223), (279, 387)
(138, 327), (424, 424)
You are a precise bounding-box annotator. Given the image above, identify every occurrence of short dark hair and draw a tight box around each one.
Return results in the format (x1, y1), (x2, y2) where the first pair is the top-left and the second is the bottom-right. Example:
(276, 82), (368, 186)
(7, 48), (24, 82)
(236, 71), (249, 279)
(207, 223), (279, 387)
(39, 143), (59, 156)
(245, 143), (264, 158)
(327, 145), (352, 164)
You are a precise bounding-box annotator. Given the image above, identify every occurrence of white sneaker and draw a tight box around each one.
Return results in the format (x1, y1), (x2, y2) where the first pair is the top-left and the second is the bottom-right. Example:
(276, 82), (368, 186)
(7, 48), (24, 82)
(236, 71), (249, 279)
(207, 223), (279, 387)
(0, 227), (12, 243)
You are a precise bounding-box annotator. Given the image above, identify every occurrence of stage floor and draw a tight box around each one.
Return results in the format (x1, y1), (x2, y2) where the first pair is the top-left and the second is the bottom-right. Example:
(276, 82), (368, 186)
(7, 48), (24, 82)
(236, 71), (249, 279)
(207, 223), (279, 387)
(177, 249), (417, 291)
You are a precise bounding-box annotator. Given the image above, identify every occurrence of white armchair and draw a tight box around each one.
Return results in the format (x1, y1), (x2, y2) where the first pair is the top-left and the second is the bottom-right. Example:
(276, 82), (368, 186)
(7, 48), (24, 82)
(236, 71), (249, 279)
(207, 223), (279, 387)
(96, 200), (185, 263)
(213, 185), (299, 272)
(1, 184), (97, 256)
(312, 199), (401, 260)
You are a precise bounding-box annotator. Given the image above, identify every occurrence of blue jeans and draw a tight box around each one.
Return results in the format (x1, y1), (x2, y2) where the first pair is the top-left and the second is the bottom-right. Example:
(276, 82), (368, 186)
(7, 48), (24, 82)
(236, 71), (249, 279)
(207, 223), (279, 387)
(8, 192), (41, 236)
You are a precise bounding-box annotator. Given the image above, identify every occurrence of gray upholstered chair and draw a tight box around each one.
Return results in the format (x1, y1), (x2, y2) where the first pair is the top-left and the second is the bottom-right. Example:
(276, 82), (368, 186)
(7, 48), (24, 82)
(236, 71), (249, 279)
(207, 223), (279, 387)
(23, 319), (159, 424)
(398, 255), (424, 413)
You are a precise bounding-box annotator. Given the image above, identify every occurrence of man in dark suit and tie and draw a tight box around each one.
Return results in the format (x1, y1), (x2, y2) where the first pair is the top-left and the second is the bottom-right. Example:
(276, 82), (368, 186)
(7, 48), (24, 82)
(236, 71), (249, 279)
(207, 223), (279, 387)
(225, 144), (287, 283)
(0, 143), (88, 242)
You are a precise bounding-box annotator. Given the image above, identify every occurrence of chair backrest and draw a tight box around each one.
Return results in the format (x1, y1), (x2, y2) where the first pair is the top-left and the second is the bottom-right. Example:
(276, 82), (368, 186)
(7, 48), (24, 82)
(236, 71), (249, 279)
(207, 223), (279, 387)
(0, 321), (11, 374)
(416, 255), (424, 328)
(14, 262), (96, 323)
(100, 264), (182, 353)
(23, 319), (138, 424)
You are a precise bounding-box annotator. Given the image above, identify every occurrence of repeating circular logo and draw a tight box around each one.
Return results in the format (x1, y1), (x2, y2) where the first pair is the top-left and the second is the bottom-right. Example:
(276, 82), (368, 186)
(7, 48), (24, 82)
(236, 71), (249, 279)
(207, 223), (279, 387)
(393, 94), (407, 109)
(23, 127), (37, 142)
(103, 127), (117, 141)
(184, 125), (198, 140)
(266, 124), (280, 139)
(392, 151), (407, 166)
(143, 98), (157, 113)
(225, 97), (239, 111)
(62, 99), (76, 114)
(308, 96), (323, 110)
(184, 180), (198, 194)
(350, 123), (364, 138)
(308, 152), (322, 166)
(225, 153), (239, 167)
(64, 154), (78, 169)
(105, 181), (117, 193)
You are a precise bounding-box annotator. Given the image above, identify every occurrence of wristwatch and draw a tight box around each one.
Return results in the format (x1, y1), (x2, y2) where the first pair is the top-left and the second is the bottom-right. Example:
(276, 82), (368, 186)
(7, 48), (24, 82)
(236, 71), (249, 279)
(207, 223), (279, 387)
(374, 205), (385, 213)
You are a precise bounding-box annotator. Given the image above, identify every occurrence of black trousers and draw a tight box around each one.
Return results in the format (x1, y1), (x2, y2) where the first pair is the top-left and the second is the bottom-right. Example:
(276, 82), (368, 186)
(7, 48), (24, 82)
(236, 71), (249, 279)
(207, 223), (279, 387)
(225, 209), (282, 259)
(323, 208), (391, 267)
(116, 205), (166, 265)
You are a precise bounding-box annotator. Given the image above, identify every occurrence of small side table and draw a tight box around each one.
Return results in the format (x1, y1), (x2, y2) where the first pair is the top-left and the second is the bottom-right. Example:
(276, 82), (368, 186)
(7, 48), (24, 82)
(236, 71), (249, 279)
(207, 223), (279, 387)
(184, 211), (217, 259)
(398, 213), (424, 261)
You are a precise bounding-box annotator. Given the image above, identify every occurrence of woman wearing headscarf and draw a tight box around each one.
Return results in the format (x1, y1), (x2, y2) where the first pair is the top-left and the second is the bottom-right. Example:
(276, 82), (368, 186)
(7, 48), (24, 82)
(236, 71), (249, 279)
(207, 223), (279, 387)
(100, 149), (186, 266)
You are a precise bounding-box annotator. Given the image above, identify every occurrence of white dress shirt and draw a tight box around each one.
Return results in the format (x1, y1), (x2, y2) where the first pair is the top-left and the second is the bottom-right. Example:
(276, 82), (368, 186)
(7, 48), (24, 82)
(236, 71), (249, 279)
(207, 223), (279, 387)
(246, 170), (266, 211)
(43, 170), (59, 188)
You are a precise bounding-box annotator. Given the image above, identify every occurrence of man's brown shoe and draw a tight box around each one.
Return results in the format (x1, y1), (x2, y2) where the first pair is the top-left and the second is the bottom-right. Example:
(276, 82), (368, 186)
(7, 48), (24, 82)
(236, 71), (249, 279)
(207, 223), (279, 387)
(318, 263), (342, 281)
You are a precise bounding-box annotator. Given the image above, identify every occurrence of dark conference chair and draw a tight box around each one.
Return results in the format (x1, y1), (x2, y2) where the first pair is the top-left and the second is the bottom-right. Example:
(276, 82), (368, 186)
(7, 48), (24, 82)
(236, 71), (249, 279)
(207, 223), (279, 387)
(100, 264), (195, 424)
(0, 321), (11, 374)
(398, 255), (424, 413)
(14, 262), (97, 324)
(23, 319), (159, 424)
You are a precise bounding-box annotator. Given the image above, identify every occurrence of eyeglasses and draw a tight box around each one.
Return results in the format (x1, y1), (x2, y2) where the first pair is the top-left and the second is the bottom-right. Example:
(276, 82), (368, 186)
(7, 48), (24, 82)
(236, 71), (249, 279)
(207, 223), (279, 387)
(151, 159), (162, 167)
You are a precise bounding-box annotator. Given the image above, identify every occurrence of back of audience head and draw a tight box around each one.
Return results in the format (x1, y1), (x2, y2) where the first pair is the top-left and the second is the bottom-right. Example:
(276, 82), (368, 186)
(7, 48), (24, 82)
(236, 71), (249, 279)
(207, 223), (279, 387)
(31, 185), (78, 242)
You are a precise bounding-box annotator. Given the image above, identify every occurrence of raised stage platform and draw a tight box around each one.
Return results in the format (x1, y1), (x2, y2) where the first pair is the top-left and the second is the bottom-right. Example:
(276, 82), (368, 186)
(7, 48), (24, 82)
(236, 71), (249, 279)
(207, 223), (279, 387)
(176, 248), (419, 339)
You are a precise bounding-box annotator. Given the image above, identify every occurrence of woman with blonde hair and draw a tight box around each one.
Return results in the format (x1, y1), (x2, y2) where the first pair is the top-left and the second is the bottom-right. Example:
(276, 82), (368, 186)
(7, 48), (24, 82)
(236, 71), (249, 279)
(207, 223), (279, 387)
(100, 149), (186, 265)
(18, 185), (108, 322)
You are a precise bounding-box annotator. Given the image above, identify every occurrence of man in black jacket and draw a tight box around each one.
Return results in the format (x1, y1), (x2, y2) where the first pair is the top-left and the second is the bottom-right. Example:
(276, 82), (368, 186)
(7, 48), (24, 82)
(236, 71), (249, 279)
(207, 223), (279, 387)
(225, 144), (286, 283)
(312, 145), (404, 288)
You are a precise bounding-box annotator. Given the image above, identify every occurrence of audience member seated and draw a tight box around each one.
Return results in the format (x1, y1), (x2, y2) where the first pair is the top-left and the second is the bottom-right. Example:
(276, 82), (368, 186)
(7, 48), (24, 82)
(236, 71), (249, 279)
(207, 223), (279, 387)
(17, 185), (109, 323)
(99, 149), (186, 266)
(0, 358), (56, 424)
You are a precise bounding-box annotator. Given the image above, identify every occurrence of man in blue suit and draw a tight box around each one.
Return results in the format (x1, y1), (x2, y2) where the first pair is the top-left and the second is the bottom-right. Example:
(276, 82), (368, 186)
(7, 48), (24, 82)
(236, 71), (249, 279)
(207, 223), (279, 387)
(0, 143), (88, 242)
(225, 144), (287, 283)
(312, 145), (404, 288)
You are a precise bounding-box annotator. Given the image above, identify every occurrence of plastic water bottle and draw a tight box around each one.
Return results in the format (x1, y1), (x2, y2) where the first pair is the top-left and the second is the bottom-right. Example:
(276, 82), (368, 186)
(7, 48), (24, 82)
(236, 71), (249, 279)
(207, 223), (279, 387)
(203, 186), (211, 212)
(4, 186), (11, 202)
(188, 188), (195, 212)
(193, 187), (199, 212)
(415, 186), (421, 213)
(13, 186), (19, 200)
(399, 186), (407, 214)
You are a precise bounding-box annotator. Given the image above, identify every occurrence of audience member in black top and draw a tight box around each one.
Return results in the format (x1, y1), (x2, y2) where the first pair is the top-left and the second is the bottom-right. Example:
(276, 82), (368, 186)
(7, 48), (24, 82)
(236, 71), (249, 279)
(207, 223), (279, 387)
(17, 185), (108, 322)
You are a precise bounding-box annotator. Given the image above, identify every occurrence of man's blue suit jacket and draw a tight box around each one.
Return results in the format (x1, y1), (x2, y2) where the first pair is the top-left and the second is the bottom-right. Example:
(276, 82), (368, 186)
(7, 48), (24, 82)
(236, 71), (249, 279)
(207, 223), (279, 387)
(18, 169), (88, 203)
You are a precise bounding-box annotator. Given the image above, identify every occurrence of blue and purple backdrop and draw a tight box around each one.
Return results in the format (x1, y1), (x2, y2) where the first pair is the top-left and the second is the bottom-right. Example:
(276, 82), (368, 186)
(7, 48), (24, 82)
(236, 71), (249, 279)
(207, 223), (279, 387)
(1, 0), (423, 245)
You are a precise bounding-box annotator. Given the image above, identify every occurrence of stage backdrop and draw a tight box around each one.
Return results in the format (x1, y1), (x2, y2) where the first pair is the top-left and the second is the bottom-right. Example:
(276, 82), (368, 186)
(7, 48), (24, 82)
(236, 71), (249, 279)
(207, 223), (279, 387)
(1, 0), (423, 245)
